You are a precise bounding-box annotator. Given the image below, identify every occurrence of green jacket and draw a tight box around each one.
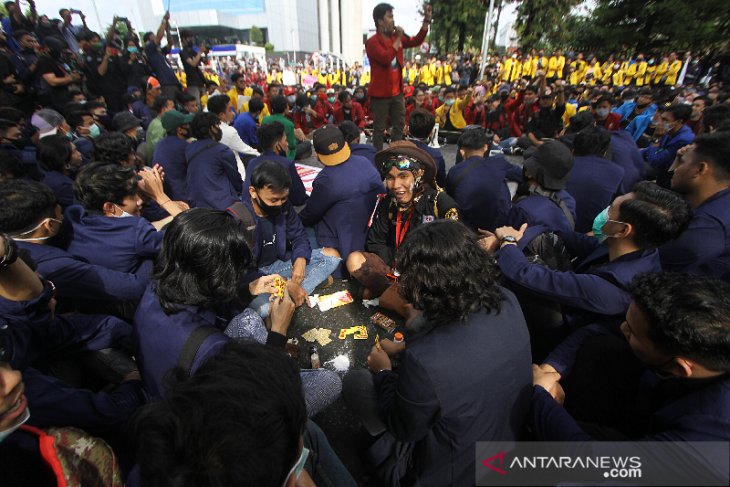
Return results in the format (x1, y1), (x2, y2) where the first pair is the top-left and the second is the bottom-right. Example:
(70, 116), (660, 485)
(262, 113), (296, 160)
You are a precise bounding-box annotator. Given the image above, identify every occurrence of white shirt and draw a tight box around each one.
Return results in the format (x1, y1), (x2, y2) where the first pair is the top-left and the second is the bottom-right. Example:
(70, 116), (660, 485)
(220, 121), (259, 182)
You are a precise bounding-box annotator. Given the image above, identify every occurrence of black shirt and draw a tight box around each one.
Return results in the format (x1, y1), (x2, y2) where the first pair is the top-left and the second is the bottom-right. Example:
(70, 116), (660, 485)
(181, 46), (206, 87)
(257, 216), (279, 267)
(527, 105), (566, 139)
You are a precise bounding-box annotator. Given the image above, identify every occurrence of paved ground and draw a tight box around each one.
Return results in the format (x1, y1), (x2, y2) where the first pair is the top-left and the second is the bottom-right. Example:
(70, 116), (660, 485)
(291, 140), (521, 485)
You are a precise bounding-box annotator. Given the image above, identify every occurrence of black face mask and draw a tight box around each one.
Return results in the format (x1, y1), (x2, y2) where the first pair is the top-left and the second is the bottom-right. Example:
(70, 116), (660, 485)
(636, 101), (650, 109)
(255, 193), (285, 217)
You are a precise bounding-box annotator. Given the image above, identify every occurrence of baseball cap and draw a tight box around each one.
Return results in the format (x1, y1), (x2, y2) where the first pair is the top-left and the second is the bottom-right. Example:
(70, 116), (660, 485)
(146, 76), (161, 91)
(522, 140), (574, 191)
(161, 110), (194, 132)
(313, 125), (350, 166)
(113, 111), (142, 132)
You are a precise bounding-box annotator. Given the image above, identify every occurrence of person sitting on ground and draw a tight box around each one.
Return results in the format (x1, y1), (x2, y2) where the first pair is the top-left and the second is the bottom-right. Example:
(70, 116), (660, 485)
(532, 273), (730, 458)
(152, 109), (194, 202)
(299, 125), (383, 278)
(144, 95), (175, 163)
(339, 120), (377, 165)
(0, 180), (148, 306)
(333, 91), (366, 129)
(406, 109), (446, 187)
(243, 161), (341, 318)
(130, 341), (356, 487)
(435, 85), (473, 132)
(207, 94), (259, 182)
(486, 181), (691, 332)
(262, 94), (311, 161)
(185, 112), (243, 210)
(592, 94), (621, 131)
(343, 220), (532, 487)
(346, 141), (459, 319)
(642, 103), (694, 188)
(233, 96), (264, 149)
(35, 134), (83, 209)
(132, 208), (342, 414)
(244, 122), (309, 206)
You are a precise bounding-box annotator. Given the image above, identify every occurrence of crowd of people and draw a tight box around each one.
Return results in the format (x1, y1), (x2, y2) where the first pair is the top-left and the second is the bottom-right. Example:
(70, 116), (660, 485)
(0, 0), (730, 486)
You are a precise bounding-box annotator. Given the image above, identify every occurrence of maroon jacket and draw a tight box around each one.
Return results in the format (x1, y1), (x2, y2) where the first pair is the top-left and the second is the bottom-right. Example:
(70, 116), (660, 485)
(365, 28), (427, 98)
(333, 101), (366, 128)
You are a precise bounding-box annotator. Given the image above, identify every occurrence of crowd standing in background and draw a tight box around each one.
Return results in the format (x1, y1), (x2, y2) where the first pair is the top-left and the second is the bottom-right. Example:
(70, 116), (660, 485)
(0, 0), (730, 486)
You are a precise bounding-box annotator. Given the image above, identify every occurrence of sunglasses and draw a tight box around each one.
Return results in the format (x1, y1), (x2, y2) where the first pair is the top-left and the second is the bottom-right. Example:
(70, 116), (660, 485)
(383, 155), (421, 173)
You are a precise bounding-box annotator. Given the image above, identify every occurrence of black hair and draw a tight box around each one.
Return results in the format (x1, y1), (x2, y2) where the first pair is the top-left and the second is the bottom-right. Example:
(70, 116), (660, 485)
(667, 104), (692, 123)
(692, 96), (709, 106)
(152, 208), (253, 314)
(573, 127), (611, 157)
(295, 93), (310, 109)
(338, 91), (351, 103)
(248, 97), (264, 114)
(257, 121), (286, 150)
(525, 85), (538, 94)
(250, 160), (291, 191)
(190, 112), (220, 140)
(692, 132), (730, 181)
(152, 95), (172, 115)
(270, 95), (287, 115)
(93, 132), (133, 165)
(443, 86), (456, 97)
(142, 32), (153, 43)
(702, 104), (730, 132)
(230, 72), (244, 83)
(73, 162), (137, 211)
(629, 273), (730, 373)
(179, 92), (196, 105)
(0, 107), (24, 124)
(0, 118), (18, 135)
(373, 3), (394, 26)
(457, 126), (490, 150)
(132, 341), (306, 487)
(251, 86), (264, 98)
(206, 94), (230, 116)
(13, 29), (31, 41)
(594, 94), (614, 107)
(85, 101), (107, 112)
(618, 181), (692, 249)
(36, 134), (72, 172)
(338, 121), (361, 144)
(0, 151), (25, 180)
(0, 179), (56, 233)
(67, 110), (93, 131)
(398, 220), (503, 324)
(408, 109), (435, 139)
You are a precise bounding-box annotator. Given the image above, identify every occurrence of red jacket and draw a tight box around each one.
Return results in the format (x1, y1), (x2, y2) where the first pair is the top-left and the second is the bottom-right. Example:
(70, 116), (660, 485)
(601, 112), (622, 131)
(310, 98), (333, 130)
(293, 110), (312, 135)
(406, 101), (435, 122)
(365, 28), (427, 98)
(333, 101), (366, 128)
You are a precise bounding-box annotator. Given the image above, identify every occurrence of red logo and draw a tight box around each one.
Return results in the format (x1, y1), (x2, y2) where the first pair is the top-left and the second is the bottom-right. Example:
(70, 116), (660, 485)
(482, 452), (507, 475)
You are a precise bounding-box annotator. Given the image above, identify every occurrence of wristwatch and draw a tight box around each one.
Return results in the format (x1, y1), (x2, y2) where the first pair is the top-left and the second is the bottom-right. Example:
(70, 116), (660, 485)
(499, 235), (518, 247)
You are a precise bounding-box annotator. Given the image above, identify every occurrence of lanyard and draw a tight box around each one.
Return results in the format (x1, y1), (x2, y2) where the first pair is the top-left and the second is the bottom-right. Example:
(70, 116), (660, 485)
(395, 208), (413, 251)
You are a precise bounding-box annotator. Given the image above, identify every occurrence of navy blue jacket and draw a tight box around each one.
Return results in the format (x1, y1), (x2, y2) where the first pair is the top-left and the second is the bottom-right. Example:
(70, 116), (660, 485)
(565, 155), (625, 233)
(242, 198), (311, 269)
(412, 139), (447, 188)
(609, 130), (645, 193)
(73, 136), (94, 165)
(659, 188), (730, 279)
(446, 155), (512, 231)
(41, 170), (75, 209)
(0, 283), (145, 435)
(298, 155), (383, 260)
(349, 143), (378, 166)
(153, 135), (190, 202)
(185, 139), (242, 210)
(535, 324), (730, 443)
(498, 230), (662, 328)
(16, 241), (148, 303)
(131, 100), (155, 130)
(233, 111), (259, 148)
(244, 150), (309, 206)
(507, 190), (577, 235)
(64, 205), (162, 274)
(373, 289), (532, 486)
(642, 124), (694, 187)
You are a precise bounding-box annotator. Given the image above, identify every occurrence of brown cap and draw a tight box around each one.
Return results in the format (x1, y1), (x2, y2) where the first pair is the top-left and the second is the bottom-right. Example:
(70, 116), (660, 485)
(374, 141), (436, 187)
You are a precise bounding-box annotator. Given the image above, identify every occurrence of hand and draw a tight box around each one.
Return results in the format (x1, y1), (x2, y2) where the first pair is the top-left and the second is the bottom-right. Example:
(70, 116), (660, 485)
(305, 107), (317, 116)
(494, 223), (527, 243)
(70, 72), (82, 82)
(152, 163), (166, 181)
(249, 274), (284, 296)
(163, 11), (170, 21)
(476, 228), (499, 253)
(533, 365), (564, 404)
(171, 201), (189, 211)
(538, 363), (561, 380)
(123, 370), (141, 382)
(138, 167), (166, 200)
(367, 344), (392, 372)
(394, 26), (404, 38)
(286, 280), (307, 307)
(105, 47), (115, 57)
(270, 286), (295, 335)
(293, 128), (306, 142)
(291, 257), (306, 285)
(466, 87), (474, 96)
(3, 74), (16, 85)
(378, 338), (405, 358)
(422, 3), (432, 22)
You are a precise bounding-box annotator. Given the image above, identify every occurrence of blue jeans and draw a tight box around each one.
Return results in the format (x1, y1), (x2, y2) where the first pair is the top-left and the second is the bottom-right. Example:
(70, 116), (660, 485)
(250, 248), (341, 318)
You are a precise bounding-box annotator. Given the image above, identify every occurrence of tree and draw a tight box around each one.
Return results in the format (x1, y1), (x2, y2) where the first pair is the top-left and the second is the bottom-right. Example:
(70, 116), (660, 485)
(264, 42), (274, 52)
(430, 0), (488, 54)
(513, 0), (582, 49)
(250, 25), (264, 46)
(566, 0), (730, 54)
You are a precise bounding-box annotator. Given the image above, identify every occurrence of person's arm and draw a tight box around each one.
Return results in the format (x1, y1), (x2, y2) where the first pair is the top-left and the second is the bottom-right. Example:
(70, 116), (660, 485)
(41, 71), (77, 87)
(286, 161), (309, 206)
(153, 11), (169, 46)
(184, 44), (206, 68)
(298, 173), (334, 226)
(0, 235), (43, 301)
(224, 125), (260, 156)
(134, 219), (165, 258)
(365, 36), (397, 67)
(97, 48), (112, 76)
(137, 167), (186, 218)
(285, 205), (312, 264)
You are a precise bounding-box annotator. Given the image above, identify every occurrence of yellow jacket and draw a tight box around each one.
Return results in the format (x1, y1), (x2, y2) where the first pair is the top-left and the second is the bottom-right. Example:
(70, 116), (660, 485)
(624, 62), (637, 84)
(510, 60), (523, 82)
(227, 87), (253, 113)
(547, 56), (559, 78)
(444, 63), (452, 86)
(644, 65), (656, 85)
(359, 70), (371, 86)
(435, 96), (469, 129)
(562, 102), (577, 128)
(242, 100), (270, 117)
(635, 62), (648, 86)
(587, 63), (602, 84)
(403, 67), (418, 85)
(666, 60), (682, 85)
(654, 61), (669, 83)
(522, 58), (534, 79)
(601, 64), (614, 85)
(501, 58), (514, 81)
(433, 65), (444, 85)
(612, 67), (625, 87)
(420, 64), (434, 86)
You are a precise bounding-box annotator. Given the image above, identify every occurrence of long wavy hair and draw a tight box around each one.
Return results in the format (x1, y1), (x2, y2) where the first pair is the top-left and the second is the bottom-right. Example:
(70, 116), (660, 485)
(153, 208), (253, 314)
(397, 219), (503, 324)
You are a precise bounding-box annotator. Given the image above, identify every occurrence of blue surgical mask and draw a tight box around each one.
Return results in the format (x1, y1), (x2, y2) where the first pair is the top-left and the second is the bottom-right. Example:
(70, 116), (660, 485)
(592, 206), (610, 243)
(114, 204), (134, 218)
(281, 447), (309, 487)
(88, 123), (101, 138)
(127, 46), (139, 54)
(445, 98), (455, 106)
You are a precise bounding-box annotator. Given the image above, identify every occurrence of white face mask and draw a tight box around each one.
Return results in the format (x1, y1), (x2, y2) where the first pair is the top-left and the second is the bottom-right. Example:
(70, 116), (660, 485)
(11, 218), (63, 241)
(0, 407), (30, 443)
(596, 107), (610, 118)
(114, 204), (134, 218)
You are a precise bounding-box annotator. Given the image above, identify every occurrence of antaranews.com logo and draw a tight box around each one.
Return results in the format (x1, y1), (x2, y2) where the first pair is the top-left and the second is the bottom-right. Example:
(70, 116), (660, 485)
(475, 441), (729, 486)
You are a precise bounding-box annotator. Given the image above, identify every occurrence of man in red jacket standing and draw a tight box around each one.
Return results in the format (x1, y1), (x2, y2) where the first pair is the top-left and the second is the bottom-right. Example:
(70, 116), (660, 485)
(365, 3), (432, 150)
